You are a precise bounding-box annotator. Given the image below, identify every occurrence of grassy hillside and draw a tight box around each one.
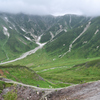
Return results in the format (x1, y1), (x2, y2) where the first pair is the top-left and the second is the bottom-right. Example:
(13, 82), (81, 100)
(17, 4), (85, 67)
(40, 15), (90, 43)
(7, 47), (100, 86)
(0, 64), (71, 88)
(44, 21), (88, 56)
(0, 13), (92, 61)
(37, 58), (100, 84)
(0, 65), (53, 88)
(1, 13), (100, 88)
(43, 16), (100, 59)
(0, 14), (38, 62)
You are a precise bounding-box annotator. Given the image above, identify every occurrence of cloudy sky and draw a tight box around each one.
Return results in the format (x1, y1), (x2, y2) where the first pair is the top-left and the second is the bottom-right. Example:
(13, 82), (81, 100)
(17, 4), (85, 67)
(0, 0), (100, 16)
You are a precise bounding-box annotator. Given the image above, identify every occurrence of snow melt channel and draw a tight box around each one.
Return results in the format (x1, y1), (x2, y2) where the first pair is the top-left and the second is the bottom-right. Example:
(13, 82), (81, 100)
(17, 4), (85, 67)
(62, 22), (91, 57)
(94, 29), (99, 35)
(0, 36), (46, 65)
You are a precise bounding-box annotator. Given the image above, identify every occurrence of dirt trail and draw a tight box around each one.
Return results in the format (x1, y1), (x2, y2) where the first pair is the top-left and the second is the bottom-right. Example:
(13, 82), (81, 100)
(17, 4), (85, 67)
(0, 69), (4, 76)
(1, 78), (100, 100)
(0, 78), (62, 100)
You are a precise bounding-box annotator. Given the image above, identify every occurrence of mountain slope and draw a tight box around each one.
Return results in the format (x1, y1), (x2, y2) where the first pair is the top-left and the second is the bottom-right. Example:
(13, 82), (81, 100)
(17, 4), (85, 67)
(44, 16), (100, 59)
(0, 13), (100, 62)
(0, 65), (54, 88)
(0, 13), (55, 62)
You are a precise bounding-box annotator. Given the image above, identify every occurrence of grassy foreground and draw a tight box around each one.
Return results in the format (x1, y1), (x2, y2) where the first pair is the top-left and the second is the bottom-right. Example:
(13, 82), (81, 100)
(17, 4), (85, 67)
(0, 65), (71, 88)
(0, 65), (54, 88)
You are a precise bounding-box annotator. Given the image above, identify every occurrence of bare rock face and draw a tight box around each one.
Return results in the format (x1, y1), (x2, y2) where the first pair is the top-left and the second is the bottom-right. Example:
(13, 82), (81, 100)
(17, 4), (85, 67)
(0, 85), (44, 100)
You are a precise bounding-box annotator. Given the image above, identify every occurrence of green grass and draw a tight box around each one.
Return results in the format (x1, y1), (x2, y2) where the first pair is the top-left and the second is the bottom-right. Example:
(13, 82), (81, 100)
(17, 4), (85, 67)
(10, 48), (100, 71)
(38, 58), (100, 84)
(1, 14), (100, 88)
(7, 47), (100, 87)
(0, 16), (39, 62)
(0, 65), (69, 88)
(10, 49), (53, 68)
(0, 81), (13, 93)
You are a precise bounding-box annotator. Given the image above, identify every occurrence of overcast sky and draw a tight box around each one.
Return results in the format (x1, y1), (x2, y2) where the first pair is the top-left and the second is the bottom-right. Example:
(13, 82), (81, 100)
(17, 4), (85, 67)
(0, 0), (100, 16)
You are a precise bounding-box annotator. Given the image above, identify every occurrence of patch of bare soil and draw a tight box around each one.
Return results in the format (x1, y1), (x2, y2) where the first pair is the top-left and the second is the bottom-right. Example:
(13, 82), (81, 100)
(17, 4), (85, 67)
(0, 69), (5, 76)
(0, 84), (46, 100)
(5, 71), (9, 74)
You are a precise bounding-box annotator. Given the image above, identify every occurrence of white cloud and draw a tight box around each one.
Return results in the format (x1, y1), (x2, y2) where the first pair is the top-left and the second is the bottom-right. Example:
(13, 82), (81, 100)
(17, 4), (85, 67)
(0, 0), (100, 16)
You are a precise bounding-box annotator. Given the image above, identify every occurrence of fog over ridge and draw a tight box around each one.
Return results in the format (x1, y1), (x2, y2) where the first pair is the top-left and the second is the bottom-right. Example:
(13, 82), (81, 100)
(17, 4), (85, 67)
(0, 0), (100, 16)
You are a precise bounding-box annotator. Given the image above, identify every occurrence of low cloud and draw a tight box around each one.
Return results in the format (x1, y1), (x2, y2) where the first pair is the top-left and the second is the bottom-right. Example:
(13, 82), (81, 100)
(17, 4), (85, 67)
(0, 0), (100, 16)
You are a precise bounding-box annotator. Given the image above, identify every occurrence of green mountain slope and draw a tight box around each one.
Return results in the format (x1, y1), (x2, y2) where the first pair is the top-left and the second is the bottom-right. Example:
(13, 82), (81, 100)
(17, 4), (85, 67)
(0, 13), (56, 62)
(0, 13), (96, 62)
(1, 13), (100, 88)
(44, 16), (100, 59)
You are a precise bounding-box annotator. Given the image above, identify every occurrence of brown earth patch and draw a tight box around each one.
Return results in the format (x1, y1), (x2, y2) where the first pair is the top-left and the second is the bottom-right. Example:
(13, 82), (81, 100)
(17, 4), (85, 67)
(0, 69), (5, 76)
(5, 71), (9, 74)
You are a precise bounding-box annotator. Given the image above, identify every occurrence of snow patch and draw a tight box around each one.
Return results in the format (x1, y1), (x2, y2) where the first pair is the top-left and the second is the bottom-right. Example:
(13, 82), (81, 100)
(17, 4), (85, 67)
(18, 38), (27, 45)
(50, 31), (54, 39)
(36, 35), (46, 46)
(3, 26), (10, 37)
(94, 29), (99, 35)
(30, 33), (37, 40)
(58, 55), (62, 58)
(9, 26), (13, 29)
(3, 27), (7, 31)
(24, 36), (32, 41)
(53, 58), (56, 61)
(64, 29), (67, 32)
(83, 41), (87, 44)
(97, 46), (99, 49)
(4, 17), (9, 22)
(36, 66), (68, 73)
(59, 25), (62, 29)
(21, 28), (26, 32)
(55, 29), (63, 35)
